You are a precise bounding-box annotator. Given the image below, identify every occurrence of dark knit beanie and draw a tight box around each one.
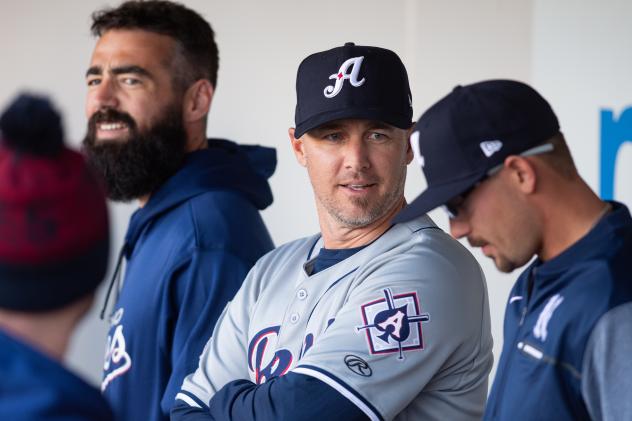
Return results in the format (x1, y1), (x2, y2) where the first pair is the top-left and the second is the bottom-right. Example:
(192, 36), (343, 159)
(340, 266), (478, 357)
(0, 94), (109, 312)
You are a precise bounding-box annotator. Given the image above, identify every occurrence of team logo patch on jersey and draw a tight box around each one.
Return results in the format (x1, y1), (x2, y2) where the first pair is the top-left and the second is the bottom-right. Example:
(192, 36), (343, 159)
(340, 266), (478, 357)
(533, 294), (564, 342)
(356, 288), (430, 360)
(102, 308), (132, 391)
(248, 326), (293, 384)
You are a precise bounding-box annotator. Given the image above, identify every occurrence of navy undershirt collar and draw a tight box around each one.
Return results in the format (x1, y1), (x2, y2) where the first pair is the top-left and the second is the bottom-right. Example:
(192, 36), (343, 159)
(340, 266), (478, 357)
(311, 244), (368, 275)
(306, 224), (396, 275)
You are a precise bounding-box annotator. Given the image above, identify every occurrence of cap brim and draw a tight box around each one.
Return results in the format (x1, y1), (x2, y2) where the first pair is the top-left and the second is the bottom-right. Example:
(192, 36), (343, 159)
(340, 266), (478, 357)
(393, 171), (486, 224)
(295, 107), (413, 139)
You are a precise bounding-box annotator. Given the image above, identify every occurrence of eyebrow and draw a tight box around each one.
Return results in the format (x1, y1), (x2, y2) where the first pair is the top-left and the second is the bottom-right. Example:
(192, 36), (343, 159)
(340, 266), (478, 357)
(311, 123), (343, 133)
(365, 122), (396, 131)
(311, 120), (396, 133)
(85, 65), (152, 79)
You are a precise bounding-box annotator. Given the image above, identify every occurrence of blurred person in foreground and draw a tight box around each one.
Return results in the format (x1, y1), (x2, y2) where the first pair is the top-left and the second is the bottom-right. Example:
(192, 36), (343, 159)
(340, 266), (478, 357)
(0, 94), (112, 420)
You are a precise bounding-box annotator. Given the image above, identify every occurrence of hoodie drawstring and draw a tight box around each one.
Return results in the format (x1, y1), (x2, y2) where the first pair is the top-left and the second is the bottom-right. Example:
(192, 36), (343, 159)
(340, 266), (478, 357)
(100, 244), (127, 320)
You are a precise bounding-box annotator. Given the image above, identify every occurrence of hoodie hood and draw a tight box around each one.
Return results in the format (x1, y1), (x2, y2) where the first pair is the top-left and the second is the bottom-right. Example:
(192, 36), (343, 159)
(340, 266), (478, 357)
(124, 138), (275, 254)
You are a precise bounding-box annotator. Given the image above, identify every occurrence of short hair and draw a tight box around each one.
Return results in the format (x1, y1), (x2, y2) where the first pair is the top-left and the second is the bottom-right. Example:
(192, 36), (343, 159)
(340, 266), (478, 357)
(91, 0), (219, 90)
(535, 132), (578, 179)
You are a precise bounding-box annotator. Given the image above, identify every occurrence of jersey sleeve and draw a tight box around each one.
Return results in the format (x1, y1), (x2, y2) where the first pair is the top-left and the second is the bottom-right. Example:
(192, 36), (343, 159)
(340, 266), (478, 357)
(171, 372), (368, 421)
(581, 302), (632, 421)
(173, 257), (262, 411)
(294, 249), (492, 420)
(162, 248), (253, 415)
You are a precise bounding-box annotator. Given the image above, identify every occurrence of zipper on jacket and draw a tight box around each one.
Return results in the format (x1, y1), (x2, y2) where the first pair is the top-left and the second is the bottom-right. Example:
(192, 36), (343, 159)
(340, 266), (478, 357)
(490, 267), (537, 418)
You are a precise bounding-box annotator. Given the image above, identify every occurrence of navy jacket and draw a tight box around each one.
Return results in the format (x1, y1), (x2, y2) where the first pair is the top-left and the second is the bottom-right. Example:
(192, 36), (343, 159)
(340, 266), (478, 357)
(0, 329), (113, 421)
(102, 139), (275, 421)
(485, 202), (632, 420)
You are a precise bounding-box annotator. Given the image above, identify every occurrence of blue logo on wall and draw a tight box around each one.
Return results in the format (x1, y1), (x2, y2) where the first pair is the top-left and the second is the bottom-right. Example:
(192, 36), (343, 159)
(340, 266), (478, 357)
(601, 107), (632, 200)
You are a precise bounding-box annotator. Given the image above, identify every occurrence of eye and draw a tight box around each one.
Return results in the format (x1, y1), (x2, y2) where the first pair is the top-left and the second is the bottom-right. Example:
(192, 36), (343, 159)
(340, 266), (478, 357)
(368, 131), (389, 141)
(121, 77), (141, 86)
(445, 185), (476, 219)
(86, 77), (101, 87)
(445, 198), (464, 219)
(323, 132), (342, 142)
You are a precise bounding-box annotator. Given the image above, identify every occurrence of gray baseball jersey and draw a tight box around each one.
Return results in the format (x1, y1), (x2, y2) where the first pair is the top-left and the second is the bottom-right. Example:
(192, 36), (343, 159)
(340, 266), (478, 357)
(177, 214), (493, 420)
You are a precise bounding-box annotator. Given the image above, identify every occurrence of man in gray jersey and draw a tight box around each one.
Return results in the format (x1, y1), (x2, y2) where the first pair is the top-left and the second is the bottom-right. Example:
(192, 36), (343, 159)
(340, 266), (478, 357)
(172, 43), (493, 421)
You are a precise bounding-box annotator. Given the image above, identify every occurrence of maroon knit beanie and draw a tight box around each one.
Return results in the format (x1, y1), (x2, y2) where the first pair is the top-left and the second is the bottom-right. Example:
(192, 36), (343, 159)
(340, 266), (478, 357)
(0, 94), (109, 311)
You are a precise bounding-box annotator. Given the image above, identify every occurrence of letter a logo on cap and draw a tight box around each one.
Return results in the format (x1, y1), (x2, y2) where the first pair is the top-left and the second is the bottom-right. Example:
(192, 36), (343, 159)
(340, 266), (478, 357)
(324, 56), (366, 98)
(480, 140), (503, 157)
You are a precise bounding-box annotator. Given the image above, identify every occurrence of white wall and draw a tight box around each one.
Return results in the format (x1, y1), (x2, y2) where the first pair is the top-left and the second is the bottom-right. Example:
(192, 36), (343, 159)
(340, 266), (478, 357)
(532, 0), (632, 206)
(1, 0), (628, 391)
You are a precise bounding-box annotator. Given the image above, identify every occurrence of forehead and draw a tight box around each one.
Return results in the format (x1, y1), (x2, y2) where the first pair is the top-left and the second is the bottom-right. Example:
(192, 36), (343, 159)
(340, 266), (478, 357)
(90, 29), (177, 69)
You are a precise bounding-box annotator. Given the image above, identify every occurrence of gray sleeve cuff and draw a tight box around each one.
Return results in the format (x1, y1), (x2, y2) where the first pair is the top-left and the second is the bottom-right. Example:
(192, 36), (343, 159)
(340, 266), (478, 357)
(581, 302), (632, 421)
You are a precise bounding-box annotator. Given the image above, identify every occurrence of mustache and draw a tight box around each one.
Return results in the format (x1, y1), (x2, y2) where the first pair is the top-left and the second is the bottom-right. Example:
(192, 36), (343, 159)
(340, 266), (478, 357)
(339, 172), (380, 184)
(88, 108), (137, 130)
(82, 104), (187, 202)
(467, 237), (487, 248)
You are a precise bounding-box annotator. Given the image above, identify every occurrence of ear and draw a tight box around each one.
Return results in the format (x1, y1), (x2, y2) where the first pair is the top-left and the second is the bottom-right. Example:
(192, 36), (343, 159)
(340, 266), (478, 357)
(504, 155), (537, 194)
(183, 79), (214, 123)
(289, 128), (307, 167)
(405, 127), (414, 164)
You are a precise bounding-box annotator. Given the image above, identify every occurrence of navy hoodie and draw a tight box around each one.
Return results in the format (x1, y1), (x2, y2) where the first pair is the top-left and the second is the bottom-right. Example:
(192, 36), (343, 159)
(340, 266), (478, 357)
(0, 328), (113, 421)
(101, 139), (275, 421)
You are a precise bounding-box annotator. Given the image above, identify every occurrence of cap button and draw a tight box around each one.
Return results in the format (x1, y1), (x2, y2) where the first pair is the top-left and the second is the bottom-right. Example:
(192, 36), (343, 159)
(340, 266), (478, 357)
(344, 42), (355, 47)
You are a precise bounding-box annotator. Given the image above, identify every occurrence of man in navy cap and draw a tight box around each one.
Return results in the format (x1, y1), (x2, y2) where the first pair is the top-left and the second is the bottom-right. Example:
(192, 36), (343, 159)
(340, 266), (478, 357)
(396, 79), (632, 420)
(172, 43), (492, 421)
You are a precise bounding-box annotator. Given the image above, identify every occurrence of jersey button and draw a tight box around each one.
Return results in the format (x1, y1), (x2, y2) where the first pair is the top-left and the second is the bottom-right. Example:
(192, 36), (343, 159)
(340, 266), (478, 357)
(297, 289), (308, 300)
(290, 313), (300, 324)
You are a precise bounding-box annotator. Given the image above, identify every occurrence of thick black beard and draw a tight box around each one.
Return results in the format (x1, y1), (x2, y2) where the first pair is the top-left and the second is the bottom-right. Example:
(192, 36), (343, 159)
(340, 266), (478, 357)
(82, 106), (187, 202)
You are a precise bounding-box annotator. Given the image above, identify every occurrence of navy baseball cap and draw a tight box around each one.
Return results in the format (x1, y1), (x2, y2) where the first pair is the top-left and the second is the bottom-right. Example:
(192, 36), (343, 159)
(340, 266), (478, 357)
(395, 79), (560, 223)
(293, 42), (413, 138)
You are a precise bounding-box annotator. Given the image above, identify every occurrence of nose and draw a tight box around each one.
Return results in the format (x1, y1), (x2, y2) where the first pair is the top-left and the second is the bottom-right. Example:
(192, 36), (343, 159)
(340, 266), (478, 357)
(344, 137), (370, 171)
(87, 77), (119, 115)
(449, 216), (471, 239)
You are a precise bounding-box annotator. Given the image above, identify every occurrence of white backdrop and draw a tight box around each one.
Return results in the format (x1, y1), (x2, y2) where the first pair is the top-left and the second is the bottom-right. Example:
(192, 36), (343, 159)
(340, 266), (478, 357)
(1, 0), (629, 388)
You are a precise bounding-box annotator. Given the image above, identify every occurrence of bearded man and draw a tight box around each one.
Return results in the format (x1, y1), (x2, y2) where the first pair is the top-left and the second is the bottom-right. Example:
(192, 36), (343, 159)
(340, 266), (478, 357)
(82, 2), (275, 420)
